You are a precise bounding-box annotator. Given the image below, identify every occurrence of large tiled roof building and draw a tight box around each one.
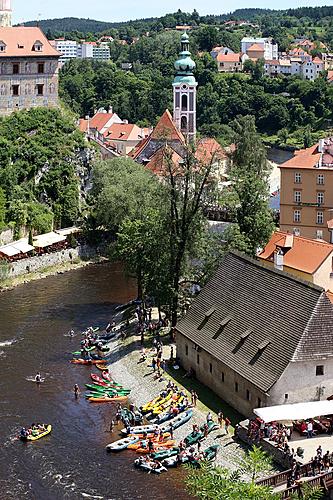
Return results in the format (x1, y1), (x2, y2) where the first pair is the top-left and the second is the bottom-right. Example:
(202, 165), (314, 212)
(0, 25), (60, 115)
(176, 251), (333, 416)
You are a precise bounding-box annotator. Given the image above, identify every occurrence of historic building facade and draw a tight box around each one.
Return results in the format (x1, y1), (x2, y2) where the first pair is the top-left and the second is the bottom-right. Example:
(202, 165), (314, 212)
(0, 0), (12, 28)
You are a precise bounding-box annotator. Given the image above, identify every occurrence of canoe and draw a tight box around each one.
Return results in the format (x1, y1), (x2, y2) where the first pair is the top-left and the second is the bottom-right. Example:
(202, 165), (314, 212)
(85, 384), (128, 393)
(21, 424), (52, 441)
(159, 409), (193, 433)
(135, 440), (176, 453)
(72, 346), (96, 355)
(151, 447), (179, 460)
(134, 458), (167, 474)
(90, 373), (118, 386)
(106, 435), (139, 452)
(121, 423), (159, 436)
(88, 395), (128, 403)
(86, 389), (130, 397)
(70, 359), (106, 365)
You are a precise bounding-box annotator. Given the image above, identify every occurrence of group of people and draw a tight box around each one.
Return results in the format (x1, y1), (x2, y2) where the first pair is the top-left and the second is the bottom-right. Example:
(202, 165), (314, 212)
(20, 423), (47, 439)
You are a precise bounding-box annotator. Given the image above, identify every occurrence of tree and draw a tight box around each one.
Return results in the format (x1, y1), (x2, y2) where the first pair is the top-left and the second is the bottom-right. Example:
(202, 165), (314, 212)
(0, 186), (6, 229)
(238, 445), (273, 483)
(228, 116), (274, 256)
(164, 146), (218, 326)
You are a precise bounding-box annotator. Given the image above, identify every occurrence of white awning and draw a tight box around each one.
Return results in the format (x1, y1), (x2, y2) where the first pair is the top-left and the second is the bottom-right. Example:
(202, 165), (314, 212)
(254, 401), (333, 423)
(0, 238), (34, 256)
(55, 227), (81, 236)
(33, 232), (66, 248)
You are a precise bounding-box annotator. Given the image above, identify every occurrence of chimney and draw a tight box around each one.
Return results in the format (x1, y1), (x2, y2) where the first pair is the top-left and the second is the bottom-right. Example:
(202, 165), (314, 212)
(274, 249), (284, 271)
(108, 105), (113, 114)
(122, 119), (128, 124)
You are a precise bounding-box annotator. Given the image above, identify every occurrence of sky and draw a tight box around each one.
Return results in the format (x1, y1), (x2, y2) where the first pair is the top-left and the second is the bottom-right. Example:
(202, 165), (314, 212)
(12, 0), (332, 24)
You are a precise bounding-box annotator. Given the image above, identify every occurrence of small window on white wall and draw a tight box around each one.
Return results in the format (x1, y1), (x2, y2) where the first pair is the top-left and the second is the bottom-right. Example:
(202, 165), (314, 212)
(316, 365), (324, 376)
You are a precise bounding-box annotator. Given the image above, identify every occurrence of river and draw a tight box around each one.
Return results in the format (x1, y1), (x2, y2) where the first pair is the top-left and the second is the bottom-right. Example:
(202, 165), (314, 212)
(0, 263), (190, 500)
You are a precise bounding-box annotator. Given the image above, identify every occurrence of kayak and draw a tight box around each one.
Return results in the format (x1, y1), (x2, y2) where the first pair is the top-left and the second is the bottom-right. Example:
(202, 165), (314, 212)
(72, 346), (96, 355)
(88, 395), (128, 403)
(70, 359), (106, 365)
(151, 395), (182, 416)
(141, 394), (164, 414)
(106, 435), (139, 452)
(163, 444), (219, 468)
(135, 440), (176, 453)
(121, 408), (143, 425)
(127, 434), (171, 450)
(90, 373), (119, 386)
(101, 371), (112, 381)
(134, 458), (167, 474)
(20, 425), (52, 441)
(85, 390), (130, 398)
(85, 384), (128, 393)
(133, 432), (170, 440)
(121, 423), (159, 436)
(151, 447), (179, 460)
(159, 409), (193, 433)
(96, 364), (109, 371)
(149, 404), (187, 424)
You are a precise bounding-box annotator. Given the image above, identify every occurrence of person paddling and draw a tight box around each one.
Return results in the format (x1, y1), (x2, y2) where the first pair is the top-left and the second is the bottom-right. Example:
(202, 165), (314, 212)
(35, 372), (41, 383)
(74, 384), (80, 398)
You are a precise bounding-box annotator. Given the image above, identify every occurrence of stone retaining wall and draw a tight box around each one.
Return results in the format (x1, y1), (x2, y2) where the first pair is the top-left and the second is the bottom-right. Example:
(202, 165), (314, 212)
(5, 245), (101, 278)
(0, 227), (14, 245)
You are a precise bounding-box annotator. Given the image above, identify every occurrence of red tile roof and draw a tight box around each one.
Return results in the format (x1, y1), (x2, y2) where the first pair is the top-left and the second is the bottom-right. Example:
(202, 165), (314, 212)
(195, 137), (227, 164)
(89, 113), (114, 132)
(103, 123), (141, 141)
(0, 27), (60, 57)
(78, 119), (88, 133)
(216, 52), (241, 63)
(259, 231), (333, 274)
(146, 145), (183, 176)
(150, 109), (185, 142)
(279, 144), (321, 169)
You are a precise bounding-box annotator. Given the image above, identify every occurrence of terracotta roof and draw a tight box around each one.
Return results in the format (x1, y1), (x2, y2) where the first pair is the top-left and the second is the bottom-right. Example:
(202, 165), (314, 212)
(258, 231), (333, 274)
(103, 123), (142, 142)
(0, 27), (60, 57)
(130, 136), (149, 159)
(216, 52), (240, 63)
(247, 43), (264, 52)
(195, 138), (227, 164)
(146, 145), (183, 176)
(89, 113), (114, 132)
(176, 251), (330, 392)
(150, 109), (185, 142)
(279, 144), (321, 169)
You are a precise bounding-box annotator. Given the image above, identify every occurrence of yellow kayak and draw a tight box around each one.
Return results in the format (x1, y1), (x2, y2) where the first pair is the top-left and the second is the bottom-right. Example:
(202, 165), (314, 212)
(22, 425), (52, 441)
(142, 395), (163, 413)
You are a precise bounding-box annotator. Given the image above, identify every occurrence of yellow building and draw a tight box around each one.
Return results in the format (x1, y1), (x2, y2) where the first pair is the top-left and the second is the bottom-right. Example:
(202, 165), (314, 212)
(280, 137), (333, 242)
(258, 231), (333, 291)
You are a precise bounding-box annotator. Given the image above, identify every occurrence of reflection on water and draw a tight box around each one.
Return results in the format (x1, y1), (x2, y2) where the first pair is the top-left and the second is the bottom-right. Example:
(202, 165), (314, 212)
(0, 263), (191, 500)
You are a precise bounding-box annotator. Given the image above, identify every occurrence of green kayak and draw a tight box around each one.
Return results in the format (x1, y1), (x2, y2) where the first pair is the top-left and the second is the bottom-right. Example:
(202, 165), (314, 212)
(85, 384), (128, 393)
(184, 421), (218, 446)
(152, 447), (180, 460)
(85, 389), (130, 398)
(72, 346), (96, 355)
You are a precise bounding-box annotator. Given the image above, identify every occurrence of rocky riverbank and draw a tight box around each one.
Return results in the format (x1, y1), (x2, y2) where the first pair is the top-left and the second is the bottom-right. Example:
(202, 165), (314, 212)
(104, 309), (252, 473)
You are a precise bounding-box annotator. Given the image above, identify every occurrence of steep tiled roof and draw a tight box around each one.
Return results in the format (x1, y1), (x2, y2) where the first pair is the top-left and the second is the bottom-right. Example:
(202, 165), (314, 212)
(104, 123), (142, 141)
(258, 231), (333, 274)
(150, 109), (185, 142)
(0, 27), (60, 57)
(216, 52), (241, 63)
(176, 251), (328, 392)
(195, 137), (226, 164)
(146, 145), (183, 176)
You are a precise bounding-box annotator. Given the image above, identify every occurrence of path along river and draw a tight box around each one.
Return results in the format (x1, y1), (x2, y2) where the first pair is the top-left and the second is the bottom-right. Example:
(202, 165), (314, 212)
(0, 263), (191, 500)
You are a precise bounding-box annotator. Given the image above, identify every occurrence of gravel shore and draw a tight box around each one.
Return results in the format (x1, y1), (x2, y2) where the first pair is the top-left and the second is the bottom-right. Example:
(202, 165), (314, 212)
(104, 312), (250, 472)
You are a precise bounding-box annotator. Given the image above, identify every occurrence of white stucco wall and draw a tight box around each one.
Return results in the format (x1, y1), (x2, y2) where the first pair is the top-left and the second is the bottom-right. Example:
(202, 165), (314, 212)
(269, 359), (333, 405)
(313, 253), (333, 291)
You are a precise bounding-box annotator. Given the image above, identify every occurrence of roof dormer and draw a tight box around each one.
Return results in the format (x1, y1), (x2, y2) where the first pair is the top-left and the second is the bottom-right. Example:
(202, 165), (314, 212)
(33, 40), (43, 52)
(0, 40), (6, 53)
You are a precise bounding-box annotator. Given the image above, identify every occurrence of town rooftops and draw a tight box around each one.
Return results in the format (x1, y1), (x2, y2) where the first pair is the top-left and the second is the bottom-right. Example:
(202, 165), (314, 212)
(247, 43), (265, 52)
(0, 27), (60, 57)
(258, 231), (333, 274)
(176, 251), (333, 392)
(150, 109), (185, 142)
(103, 123), (143, 142)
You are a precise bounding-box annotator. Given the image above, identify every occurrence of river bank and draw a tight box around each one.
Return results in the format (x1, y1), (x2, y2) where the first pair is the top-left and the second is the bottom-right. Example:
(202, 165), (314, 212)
(104, 308), (256, 475)
(0, 255), (106, 292)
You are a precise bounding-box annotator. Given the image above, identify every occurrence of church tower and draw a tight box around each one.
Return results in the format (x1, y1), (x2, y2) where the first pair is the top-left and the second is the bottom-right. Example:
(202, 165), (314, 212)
(0, 0), (12, 27)
(173, 32), (197, 142)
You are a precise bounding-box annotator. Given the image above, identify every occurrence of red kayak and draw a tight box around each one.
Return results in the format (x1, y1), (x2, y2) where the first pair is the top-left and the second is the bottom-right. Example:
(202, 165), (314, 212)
(90, 373), (115, 386)
(102, 371), (112, 381)
(70, 359), (107, 365)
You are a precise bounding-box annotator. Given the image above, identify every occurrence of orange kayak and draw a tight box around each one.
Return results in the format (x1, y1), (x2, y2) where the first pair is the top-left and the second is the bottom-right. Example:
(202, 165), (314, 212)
(96, 364), (108, 371)
(127, 435), (171, 450)
(71, 359), (107, 365)
(88, 395), (128, 402)
(136, 440), (176, 453)
(133, 432), (170, 440)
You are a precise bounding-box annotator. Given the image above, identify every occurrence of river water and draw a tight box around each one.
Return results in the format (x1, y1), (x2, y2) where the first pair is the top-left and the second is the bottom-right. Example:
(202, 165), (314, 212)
(0, 263), (190, 500)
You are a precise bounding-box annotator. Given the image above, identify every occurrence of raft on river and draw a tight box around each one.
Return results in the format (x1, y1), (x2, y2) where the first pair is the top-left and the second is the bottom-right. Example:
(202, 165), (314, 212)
(20, 425), (52, 441)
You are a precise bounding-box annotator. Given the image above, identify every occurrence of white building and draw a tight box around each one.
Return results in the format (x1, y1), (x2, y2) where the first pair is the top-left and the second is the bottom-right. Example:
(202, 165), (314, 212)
(265, 56), (324, 81)
(52, 39), (78, 64)
(51, 39), (110, 65)
(241, 37), (278, 60)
